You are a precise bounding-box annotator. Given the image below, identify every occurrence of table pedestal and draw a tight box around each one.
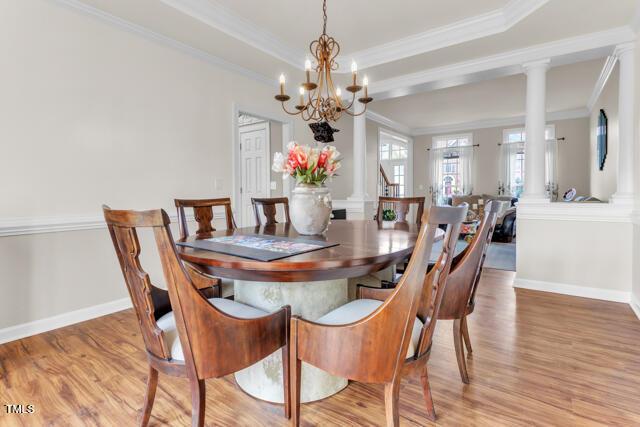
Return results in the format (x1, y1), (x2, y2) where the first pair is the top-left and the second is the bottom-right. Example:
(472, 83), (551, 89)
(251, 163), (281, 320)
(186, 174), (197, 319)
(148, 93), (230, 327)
(233, 279), (349, 403)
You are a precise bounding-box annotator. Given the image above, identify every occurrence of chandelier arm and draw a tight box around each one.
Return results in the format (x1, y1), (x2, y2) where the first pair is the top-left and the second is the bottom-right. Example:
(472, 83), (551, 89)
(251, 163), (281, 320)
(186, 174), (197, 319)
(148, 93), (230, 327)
(279, 103), (303, 116)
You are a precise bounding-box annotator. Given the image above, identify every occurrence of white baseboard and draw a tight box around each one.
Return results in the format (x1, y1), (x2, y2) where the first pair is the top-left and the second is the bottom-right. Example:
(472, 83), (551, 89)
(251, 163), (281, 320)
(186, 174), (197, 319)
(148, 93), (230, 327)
(513, 277), (631, 303)
(631, 293), (640, 320)
(0, 297), (132, 345)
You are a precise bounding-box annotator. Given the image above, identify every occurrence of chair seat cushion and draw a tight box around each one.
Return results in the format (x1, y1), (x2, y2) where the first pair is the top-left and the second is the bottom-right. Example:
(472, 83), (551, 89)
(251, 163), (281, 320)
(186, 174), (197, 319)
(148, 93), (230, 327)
(316, 299), (424, 358)
(156, 298), (267, 361)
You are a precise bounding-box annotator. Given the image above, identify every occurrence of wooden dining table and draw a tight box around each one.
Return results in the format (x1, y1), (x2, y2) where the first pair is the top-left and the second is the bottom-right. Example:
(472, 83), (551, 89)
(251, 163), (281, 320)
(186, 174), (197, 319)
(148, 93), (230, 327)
(177, 220), (444, 404)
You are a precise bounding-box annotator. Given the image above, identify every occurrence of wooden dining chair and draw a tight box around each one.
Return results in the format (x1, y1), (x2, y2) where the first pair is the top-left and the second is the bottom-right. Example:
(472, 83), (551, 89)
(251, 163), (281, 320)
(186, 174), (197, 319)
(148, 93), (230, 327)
(290, 204), (467, 426)
(376, 196), (425, 226)
(175, 198), (237, 298)
(252, 197), (290, 226)
(437, 200), (501, 384)
(103, 206), (290, 426)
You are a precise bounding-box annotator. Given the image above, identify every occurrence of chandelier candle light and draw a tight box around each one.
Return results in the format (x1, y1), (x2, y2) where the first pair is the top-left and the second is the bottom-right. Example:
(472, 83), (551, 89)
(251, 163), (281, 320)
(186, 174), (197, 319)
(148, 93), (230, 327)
(274, 0), (373, 128)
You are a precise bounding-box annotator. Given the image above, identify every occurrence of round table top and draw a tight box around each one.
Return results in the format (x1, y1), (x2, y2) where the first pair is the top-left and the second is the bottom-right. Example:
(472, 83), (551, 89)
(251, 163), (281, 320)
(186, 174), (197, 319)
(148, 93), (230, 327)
(177, 220), (444, 282)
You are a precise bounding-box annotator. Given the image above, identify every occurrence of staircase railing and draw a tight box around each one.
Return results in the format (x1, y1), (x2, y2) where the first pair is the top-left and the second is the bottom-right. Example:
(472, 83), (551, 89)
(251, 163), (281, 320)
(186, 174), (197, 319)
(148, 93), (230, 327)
(379, 165), (400, 213)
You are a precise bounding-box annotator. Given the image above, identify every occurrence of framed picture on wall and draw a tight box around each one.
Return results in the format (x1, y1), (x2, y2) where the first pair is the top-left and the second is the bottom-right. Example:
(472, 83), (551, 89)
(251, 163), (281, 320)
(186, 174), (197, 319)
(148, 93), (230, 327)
(597, 109), (607, 171)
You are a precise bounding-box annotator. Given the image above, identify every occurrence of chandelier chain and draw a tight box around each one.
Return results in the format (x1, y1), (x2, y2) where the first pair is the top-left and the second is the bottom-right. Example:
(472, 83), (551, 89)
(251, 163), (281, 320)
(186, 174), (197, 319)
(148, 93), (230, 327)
(322, 0), (327, 35)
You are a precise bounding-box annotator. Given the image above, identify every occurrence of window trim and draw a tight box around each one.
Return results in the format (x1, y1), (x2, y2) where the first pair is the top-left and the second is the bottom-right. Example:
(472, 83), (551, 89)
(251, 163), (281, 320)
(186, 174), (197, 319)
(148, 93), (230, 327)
(431, 132), (473, 149)
(502, 125), (556, 144)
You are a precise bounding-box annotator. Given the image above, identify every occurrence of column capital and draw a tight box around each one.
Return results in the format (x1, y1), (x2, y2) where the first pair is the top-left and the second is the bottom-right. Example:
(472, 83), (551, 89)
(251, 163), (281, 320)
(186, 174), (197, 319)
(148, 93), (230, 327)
(522, 59), (551, 73)
(614, 42), (635, 59)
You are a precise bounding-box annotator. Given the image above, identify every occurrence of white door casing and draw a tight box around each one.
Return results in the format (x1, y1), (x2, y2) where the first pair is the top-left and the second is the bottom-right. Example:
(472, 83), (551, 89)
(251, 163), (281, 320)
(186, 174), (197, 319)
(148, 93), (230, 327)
(239, 121), (270, 226)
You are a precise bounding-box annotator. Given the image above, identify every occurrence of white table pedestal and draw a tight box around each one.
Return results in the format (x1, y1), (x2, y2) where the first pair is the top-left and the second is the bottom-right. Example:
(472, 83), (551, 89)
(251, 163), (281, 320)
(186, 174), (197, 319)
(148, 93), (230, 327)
(233, 279), (349, 403)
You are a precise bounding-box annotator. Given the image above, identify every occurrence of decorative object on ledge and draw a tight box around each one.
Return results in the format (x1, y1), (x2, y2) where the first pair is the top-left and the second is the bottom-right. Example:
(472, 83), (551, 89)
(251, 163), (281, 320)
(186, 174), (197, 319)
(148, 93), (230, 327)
(274, 0), (372, 126)
(597, 109), (608, 171)
(272, 142), (341, 235)
(562, 188), (577, 202)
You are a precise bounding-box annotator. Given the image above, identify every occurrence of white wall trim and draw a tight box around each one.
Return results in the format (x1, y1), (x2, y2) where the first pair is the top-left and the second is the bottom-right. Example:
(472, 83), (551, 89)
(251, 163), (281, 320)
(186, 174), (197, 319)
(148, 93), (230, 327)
(517, 202), (633, 223)
(371, 26), (635, 101)
(412, 108), (589, 136)
(631, 292), (640, 320)
(53, 0), (274, 86)
(513, 277), (631, 303)
(349, 0), (549, 69)
(0, 213), (222, 237)
(0, 297), (132, 345)
(366, 110), (412, 135)
(587, 55), (618, 112)
(158, 0), (304, 69)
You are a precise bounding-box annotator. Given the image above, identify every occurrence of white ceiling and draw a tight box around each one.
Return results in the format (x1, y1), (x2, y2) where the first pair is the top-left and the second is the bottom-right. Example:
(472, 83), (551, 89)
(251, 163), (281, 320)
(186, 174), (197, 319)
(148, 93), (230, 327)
(212, 0), (510, 53)
(370, 58), (605, 129)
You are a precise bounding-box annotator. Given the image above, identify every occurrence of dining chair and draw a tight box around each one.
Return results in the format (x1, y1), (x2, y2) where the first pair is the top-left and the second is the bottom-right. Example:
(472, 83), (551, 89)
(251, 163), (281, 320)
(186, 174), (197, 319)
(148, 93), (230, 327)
(175, 198), (237, 298)
(103, 206), (290, 427)
(290, 204), (467, 426)
(376, 196), (425, 226)
(252, 197), (290, 226)
(437, 200), (500, 384)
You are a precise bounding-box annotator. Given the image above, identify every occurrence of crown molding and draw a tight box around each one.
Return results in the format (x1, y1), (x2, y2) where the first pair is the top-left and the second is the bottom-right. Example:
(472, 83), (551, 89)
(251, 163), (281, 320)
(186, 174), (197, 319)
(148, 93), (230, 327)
(365, 111), (412, 136)
(0, 212), (225, 237)
(412, 108), (589, 136)
(370, 26), (635, 100)
(348, 0), (549, 70)
(53, 0), (274, 86)
(587, 55), (618, 112)
(159, 0), (305, 69)
(157, 0), (548, 72)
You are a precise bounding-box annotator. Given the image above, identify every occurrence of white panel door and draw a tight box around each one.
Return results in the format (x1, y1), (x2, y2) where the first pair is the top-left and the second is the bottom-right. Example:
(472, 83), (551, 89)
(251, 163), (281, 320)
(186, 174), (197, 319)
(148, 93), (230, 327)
(239, 122), (270, 226)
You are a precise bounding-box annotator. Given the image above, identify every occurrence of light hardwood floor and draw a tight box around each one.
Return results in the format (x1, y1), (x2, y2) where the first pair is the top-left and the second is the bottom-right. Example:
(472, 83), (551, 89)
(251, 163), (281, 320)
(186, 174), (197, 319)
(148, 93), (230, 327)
(1, 269), (639, 426)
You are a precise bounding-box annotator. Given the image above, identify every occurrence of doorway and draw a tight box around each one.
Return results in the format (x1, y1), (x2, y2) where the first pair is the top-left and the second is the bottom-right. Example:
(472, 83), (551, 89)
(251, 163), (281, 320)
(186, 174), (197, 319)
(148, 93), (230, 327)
(378, 129), (413, 197)
(237, 114), (270, 226)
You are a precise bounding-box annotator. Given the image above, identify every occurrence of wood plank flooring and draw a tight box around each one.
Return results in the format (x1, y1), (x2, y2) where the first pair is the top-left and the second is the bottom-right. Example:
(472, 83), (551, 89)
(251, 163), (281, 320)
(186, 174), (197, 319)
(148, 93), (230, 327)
(1, 269), (639, 426)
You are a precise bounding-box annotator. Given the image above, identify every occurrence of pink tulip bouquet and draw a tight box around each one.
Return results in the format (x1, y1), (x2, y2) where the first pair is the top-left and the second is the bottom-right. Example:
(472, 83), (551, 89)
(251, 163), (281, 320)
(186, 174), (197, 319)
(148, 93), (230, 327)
(272, 142), (341, 185)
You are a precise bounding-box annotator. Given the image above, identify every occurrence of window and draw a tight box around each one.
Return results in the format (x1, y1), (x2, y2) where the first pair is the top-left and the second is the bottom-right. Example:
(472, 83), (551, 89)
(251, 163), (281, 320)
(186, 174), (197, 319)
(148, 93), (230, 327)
(500, 125), (556, 198)
(430, 134), (474, 205)
(379, 131), (411, 197)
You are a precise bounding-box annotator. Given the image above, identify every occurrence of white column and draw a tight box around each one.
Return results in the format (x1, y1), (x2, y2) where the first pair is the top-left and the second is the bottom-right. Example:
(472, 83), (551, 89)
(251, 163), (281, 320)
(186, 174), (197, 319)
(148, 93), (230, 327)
(348, 112), (369, 200)
(521, 59), (550, 202)
(611, 43), (635, 205)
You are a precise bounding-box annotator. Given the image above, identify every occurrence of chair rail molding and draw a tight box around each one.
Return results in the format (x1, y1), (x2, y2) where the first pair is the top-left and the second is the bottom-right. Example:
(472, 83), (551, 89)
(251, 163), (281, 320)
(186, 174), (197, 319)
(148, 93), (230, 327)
(516, 202), (634, 223)
(0, 213), (219, 237)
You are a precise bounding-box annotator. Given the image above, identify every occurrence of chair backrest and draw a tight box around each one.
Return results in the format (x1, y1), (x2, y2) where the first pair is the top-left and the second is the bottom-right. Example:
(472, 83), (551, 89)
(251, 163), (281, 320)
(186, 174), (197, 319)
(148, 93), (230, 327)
(174, 198), (236, 239)
(103, 206), (175, 361)
(413, 204), (468, 358)
(436, 200), (500, 320)
(251, 197), (290, 226)
(299, 204), (466, 384)
(376, 196), (426, 226)
(104, 206), (286, 380)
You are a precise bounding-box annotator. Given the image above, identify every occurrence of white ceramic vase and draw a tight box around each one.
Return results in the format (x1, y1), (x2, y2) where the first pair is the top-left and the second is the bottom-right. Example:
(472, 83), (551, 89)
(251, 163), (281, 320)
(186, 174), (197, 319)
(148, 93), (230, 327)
(290, 184), (332, 235)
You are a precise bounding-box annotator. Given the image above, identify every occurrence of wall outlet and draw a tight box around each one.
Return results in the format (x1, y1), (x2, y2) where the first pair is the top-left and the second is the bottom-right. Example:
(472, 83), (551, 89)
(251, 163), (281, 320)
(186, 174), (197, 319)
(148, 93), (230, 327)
(270, 181), (277, 190)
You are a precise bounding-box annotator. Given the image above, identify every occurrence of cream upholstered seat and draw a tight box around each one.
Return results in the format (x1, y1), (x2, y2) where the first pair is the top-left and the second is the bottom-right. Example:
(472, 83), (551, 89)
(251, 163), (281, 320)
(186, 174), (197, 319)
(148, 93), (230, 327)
(316, 299), (424, 358)
(157, 298), (267, 361)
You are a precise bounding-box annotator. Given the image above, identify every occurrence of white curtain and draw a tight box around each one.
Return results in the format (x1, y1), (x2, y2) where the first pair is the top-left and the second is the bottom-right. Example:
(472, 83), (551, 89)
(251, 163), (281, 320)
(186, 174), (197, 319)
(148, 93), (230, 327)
(429, 149), (445, 205)
(498, 142), (524, 197)
(458, 145), (474, 196)
(545, 138), (558, 200)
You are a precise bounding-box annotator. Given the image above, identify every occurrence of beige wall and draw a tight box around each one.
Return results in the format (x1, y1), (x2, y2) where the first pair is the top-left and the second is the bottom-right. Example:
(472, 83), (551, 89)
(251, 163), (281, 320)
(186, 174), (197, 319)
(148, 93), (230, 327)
(0, 0), (354, 330)
(269, 120), (283, 197)
(413, 117), (591, 204)
(590, 64), (619, 201)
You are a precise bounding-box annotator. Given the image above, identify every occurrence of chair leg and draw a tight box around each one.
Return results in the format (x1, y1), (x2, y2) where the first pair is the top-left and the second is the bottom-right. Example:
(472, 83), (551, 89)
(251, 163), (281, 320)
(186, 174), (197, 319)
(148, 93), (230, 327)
(139, 366), (158, 427)
(290, 344), (301, 426)
(461, 316), (472, 354)
(282, 346), (291, 419)
(189, 378), (205, 427)
(420, 367), (437, 422)
(383, 379), (401, 427)
(453, 319), (470, 384)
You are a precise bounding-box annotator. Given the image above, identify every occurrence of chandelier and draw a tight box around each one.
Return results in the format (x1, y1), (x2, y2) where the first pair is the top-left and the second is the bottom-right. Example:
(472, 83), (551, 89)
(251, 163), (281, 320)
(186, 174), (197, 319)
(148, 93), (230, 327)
(274, 0), (372, 123)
